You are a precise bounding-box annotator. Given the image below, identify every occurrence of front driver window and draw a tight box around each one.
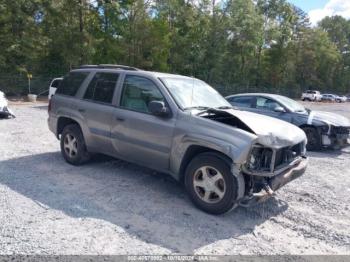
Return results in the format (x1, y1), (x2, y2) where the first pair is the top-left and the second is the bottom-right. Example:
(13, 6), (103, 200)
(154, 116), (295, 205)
(120, 75), (165, 113)
(256, 97), (281, 111)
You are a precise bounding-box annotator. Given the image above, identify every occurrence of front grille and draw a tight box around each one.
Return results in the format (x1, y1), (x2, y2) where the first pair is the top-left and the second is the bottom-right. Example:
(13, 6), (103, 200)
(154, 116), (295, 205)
(274, 142), (303, 169)
(332, 126), (350, 135)
(246, 142), (304, 175)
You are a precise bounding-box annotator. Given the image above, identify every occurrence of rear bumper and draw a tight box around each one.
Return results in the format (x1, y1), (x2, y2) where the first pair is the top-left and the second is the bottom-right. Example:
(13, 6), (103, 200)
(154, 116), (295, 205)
(240, 156), (308, 206)
(47, 115), (58, 137)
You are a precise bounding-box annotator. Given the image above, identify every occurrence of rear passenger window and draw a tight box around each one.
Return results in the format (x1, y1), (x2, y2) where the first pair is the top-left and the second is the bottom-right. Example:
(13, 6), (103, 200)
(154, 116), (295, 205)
(56, 72), (89, 96)
(84, 73), (119, 104)
(228, 97), (253, 108)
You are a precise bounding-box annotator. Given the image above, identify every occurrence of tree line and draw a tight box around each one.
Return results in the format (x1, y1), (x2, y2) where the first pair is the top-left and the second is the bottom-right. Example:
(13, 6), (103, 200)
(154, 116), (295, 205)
(0, 0), (349, 96)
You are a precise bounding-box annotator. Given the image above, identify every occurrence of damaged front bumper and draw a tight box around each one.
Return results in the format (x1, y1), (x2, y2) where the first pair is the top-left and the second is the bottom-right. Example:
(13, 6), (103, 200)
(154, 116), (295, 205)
(321, 126), (350, 148)
(240, 156), (308, 207)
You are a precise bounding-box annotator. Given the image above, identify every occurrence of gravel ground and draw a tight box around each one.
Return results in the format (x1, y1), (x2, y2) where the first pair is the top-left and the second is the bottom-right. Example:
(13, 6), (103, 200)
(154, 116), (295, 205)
(0, 101), (349, 255)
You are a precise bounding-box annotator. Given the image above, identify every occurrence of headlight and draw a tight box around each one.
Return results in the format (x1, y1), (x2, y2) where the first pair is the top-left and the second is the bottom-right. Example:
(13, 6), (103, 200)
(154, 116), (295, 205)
(248, 145), (273, 171)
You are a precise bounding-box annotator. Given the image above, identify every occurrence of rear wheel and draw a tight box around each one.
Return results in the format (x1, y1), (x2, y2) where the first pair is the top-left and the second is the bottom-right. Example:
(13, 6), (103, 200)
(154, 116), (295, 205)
(302, 127), (321, 151)
(184, 153), (244, 215)
(60, 124), (90, 165)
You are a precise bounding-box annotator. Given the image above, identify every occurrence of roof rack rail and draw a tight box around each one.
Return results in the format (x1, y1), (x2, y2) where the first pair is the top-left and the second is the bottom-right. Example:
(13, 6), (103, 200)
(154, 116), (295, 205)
(79, 64), (140, 71)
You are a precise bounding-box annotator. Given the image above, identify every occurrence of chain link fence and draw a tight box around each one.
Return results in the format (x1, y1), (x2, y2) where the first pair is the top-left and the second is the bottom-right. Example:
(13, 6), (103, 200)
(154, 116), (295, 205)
(0, 74), (303, 99)
(0, 74), (61, 97)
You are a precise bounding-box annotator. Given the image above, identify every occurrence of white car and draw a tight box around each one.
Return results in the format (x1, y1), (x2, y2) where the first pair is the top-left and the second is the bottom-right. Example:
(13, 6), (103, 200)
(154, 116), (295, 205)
(301, 90), (322, 101)
(48, 78), (63, 99)
(336, 95), (347, 103)
(0, 91), (15, 118)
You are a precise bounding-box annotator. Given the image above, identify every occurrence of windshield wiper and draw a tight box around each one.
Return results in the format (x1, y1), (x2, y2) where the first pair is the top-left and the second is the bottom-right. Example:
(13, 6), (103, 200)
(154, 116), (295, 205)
(184, 106), (233, 111)
(215, 106), (233, 109)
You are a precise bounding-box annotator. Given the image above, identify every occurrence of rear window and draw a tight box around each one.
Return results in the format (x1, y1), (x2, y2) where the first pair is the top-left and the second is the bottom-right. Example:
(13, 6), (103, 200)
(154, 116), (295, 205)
(56, 72), (89, 96)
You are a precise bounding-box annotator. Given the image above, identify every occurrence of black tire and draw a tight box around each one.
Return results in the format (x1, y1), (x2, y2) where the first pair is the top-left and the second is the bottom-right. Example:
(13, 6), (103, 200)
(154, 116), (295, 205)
(60, 124), (90, 165)
(184, 152), (244, 215)
(302, 127), (321, 151)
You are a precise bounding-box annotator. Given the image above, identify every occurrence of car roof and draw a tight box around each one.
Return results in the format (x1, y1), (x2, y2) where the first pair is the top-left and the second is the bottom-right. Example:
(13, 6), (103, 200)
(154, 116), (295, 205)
(225, 93), (286, 100)
(70, 65), (193, 80)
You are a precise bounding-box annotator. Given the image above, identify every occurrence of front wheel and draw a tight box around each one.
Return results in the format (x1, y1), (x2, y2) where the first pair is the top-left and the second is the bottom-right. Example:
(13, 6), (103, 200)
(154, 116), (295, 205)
(184, 153), (244, 215)
(60, 124), (90, 165)
(302, 127), (321, 151)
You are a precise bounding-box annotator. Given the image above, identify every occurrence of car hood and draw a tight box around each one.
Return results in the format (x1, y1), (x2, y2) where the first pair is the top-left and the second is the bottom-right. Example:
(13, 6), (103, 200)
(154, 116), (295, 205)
(308, 111), (350, 127)
(226, 109), (306, 148)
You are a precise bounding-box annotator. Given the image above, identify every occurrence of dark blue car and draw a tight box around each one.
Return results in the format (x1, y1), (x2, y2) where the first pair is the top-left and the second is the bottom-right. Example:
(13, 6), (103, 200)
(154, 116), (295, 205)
(226, 93), (350, 151)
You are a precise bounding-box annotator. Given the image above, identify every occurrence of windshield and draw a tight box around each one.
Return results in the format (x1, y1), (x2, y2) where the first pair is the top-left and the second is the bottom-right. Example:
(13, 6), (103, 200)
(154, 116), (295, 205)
(160, 77), (231, 110)
(277, 95), (306, 112)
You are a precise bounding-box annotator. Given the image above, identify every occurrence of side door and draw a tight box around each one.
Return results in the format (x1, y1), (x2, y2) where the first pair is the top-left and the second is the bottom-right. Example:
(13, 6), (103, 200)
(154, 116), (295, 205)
(111, 74), (176, 171)
(252, 96), (293, 122)
(73, 72), (120, 154)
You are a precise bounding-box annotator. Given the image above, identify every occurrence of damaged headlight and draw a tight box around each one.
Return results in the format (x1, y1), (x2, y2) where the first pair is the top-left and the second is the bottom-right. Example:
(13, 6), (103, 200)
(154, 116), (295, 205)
(247, 145), (273, 172)
(246, 142), (305, 175)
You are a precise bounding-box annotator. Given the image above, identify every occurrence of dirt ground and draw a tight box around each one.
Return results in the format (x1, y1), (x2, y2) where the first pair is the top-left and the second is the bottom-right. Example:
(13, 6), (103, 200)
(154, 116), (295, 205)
(0, 101), (349, 255)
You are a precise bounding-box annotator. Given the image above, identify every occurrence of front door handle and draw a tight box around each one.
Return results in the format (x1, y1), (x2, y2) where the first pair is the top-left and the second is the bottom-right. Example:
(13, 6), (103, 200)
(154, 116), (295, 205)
(116, 117), (125, 122)
(78, 108), (86, 113)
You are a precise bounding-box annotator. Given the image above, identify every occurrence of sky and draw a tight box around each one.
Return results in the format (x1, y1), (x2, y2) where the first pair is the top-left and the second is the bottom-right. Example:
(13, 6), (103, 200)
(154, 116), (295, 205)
(288, 0), (350, 25)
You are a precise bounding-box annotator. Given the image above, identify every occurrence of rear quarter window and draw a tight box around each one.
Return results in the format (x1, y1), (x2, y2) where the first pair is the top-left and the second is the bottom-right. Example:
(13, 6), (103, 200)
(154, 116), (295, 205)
(56, 72), (89, 96)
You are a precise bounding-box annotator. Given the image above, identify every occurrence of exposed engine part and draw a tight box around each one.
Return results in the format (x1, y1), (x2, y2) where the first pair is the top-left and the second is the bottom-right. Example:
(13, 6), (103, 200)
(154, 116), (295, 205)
(200, 109), (255, 134)
(244, 142), (304, 176)
(262, 179), (274, 195)
(247, 146), (273, 171)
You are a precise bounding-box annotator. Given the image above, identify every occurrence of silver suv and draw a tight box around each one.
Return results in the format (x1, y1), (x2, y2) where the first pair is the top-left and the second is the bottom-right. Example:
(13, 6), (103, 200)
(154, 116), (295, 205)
(48, 65), (308, 214)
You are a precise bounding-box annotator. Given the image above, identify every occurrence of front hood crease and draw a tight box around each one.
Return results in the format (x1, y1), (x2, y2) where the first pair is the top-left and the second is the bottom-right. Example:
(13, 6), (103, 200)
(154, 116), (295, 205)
(213, 109), (306, 148)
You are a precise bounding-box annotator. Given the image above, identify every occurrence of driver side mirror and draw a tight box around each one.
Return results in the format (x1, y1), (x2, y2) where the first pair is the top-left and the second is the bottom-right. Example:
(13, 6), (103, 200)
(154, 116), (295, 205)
(148, 101), (170, 118)
(274, 106), (286, 113)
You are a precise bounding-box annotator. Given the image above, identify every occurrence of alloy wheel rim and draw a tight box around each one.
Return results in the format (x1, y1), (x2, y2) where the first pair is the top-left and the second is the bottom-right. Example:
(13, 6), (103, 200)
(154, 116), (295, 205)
(193, 166), (226, 204)
(64, 134), (78, 158)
